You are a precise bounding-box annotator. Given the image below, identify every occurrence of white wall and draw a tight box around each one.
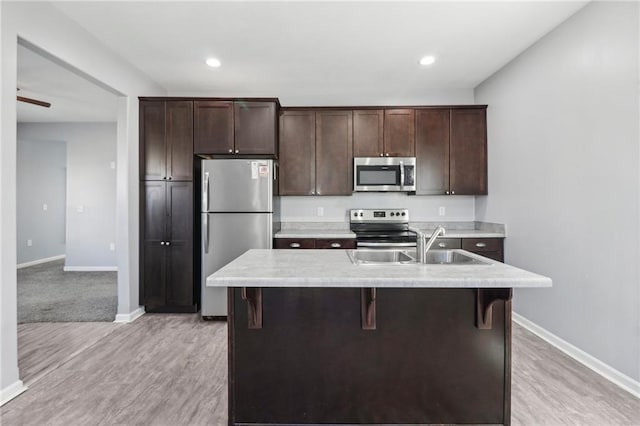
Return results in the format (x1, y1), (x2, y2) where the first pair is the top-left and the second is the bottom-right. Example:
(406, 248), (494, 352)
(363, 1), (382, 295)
(475, 1), (639, 382)
(1, 2), (165, 402)
(281, 194), (474, 222)
(17, 123), (117, 269)
(16, 138), (66, 265)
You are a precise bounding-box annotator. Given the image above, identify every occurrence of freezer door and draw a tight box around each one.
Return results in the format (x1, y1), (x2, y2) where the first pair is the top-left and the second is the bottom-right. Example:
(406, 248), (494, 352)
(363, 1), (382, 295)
(202, 159), (273, 212)
(201, 212), (272, 317)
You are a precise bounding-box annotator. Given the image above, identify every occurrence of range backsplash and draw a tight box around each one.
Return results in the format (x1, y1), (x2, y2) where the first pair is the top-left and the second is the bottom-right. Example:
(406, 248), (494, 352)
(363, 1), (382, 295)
(278, 193), (475, 223)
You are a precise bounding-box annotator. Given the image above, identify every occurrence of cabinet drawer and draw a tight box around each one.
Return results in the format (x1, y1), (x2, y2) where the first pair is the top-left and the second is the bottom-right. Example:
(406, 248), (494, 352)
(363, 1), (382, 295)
(274, 238), (315, 249)
(462, 238), (503, 253)
(433, 238), (462, 250)
(315, 239), (356, 249)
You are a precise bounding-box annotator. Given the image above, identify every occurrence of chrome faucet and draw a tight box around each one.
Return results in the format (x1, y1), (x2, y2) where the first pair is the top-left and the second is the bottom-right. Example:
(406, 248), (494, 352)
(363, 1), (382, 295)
(409, 226), (446, 263)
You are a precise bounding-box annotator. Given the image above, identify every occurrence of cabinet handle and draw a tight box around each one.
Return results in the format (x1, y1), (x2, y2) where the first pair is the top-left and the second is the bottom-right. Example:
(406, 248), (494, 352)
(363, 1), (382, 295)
(289, 242), (301, 248)
(168, 176), (172, 180)
(163, 176), (167, 180)
(160, 241), (165, 245)
(445, 190), (449, 195)
(475, 242), (487, 248)
(379, 153), (383, 157)
(385, 153), (389, 157)
(330, 242), (341, 248)
(228, 149), (233, 153)
(451, 190), (455, 195)
(235, 149), (239, 154)
(438, 242), (447, 248)
(166, 241), (171, 246)
(311, 191), (315, 195)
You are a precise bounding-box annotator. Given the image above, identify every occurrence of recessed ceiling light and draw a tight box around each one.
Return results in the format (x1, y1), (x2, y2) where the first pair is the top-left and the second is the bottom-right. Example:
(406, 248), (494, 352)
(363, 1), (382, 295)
(419, 56), (436, 66)
(206, 58), (221, 68)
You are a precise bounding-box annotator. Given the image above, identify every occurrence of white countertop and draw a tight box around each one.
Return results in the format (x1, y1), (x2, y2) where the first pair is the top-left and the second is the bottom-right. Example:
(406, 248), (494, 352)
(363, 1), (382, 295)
(207, 249), (552, 289)
(275, 229), (357, 239)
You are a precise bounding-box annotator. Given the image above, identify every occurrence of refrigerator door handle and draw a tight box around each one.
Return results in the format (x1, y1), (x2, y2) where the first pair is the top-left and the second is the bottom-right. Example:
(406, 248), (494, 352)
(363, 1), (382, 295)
(203, 172), (210, 212)
(204, 214), (209, 254)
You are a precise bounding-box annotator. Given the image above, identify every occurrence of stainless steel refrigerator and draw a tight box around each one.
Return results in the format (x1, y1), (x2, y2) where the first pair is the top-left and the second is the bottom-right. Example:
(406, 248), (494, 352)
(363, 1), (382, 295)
(200, 159), (277, 318)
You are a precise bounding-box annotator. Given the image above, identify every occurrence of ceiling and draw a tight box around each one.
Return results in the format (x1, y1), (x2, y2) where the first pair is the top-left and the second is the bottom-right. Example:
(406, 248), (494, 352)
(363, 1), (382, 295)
(17, 43), (118, 123)
(19, 1), (589, 121)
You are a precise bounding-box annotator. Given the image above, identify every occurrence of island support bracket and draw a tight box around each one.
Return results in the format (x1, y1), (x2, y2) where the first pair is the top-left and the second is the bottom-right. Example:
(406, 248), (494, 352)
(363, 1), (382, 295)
(241, 287), (262, 329)
(476, 288), (512, 330)
(361, 288), (377, 330)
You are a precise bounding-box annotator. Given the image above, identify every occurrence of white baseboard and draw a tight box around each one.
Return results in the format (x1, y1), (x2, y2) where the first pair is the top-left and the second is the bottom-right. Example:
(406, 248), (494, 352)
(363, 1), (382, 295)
(63, 266), (118, 272)
(114, 307), (145, 323)
(513, 312), (640, 398)
(1, 380), (27, 406)
(17, 254), (65, 269)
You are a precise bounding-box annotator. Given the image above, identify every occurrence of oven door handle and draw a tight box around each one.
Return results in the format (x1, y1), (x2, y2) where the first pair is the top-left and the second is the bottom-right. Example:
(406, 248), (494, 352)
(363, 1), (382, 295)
(357, 242), (417, 248)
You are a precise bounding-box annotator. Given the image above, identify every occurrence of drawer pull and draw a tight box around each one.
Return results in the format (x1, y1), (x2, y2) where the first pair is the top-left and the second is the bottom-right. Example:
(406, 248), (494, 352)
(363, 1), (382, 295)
(289, 242), (301, 248)
(438, 242), (447, 248)
(330, 242), (341, 248)
(475, 242), (487, 248)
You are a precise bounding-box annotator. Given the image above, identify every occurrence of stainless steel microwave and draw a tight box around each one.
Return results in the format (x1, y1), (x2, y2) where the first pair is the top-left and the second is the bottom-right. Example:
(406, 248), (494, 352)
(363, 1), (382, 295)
(353, 157), (416, 192)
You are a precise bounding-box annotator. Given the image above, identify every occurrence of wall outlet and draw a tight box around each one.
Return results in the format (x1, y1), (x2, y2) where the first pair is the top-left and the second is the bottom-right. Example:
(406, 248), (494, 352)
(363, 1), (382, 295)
(439, 206), (446, 216)
(77, 205), (84, 213)
(317, 206), (324, 217)
(110, 161), (116, 170)
(43, 203), (48, 211)
(27, 239), (33, 247)
(109, 242), (115, 251)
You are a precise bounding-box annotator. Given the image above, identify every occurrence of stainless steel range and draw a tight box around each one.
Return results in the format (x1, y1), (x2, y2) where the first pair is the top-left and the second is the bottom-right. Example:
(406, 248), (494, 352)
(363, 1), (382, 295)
(349, 208), (417, 249)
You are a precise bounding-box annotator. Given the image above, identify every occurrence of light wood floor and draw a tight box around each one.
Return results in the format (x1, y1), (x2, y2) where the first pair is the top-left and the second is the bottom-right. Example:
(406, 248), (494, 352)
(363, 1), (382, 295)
(1, 315), (638, 425)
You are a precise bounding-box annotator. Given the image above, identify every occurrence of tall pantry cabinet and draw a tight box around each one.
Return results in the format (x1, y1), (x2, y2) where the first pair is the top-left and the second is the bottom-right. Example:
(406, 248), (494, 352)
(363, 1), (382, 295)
(139, 100), (196, 312)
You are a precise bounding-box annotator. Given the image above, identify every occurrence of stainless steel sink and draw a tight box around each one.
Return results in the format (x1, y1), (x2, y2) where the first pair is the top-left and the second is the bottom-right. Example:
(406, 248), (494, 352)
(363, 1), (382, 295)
(425, 250), (491, 265)
(347, 249), (491, 265)
(347, 250), (417, 265)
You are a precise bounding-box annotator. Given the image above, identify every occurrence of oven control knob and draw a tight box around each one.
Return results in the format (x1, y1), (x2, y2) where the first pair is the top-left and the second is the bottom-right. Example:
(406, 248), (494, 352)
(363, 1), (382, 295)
(390, 212), (395, 216)
(359, 212), (363, 217)
(353, 212), (358, 217)
(396, 211), (400, 216)
(401, 212), (406, 216)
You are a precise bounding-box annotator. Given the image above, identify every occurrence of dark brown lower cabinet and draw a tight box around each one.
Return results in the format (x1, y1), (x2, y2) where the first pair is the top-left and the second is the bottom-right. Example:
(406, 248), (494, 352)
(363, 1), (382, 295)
(274, 238), (356, 250)
(228, 287), (512, 425)
(140, 181), (196, 312)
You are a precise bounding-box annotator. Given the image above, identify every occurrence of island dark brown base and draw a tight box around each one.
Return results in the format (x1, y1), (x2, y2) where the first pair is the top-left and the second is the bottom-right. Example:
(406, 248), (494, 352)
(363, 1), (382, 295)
(228, 287), (512, 426)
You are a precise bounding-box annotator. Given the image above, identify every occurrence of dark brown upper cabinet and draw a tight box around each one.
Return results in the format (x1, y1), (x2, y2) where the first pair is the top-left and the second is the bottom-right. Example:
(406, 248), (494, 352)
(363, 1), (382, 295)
(415, 107), (487, 195)
(194, 101), (234, 154)
(450, 108), (487, 195)
(140, 100), (194, 181)
(194, 100), (277, 156)
(279, 111), (316, 195)
(316, 110), (353, 195)
(353, 110), (384, 157)
(383, 109), (415, 157)
(279, 110), (353, 196)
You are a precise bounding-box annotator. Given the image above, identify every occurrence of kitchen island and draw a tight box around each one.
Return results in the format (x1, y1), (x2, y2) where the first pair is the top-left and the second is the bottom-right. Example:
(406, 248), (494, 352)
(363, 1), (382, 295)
(207, 249), (551, 426)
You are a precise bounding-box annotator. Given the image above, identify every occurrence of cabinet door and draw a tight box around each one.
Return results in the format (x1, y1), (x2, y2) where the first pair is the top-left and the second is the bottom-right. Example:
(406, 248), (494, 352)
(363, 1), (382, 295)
(234, 101), (277, 155)
(166, 181), (194, 306)
(316, 110), (353, 195)
(194, 101), (234, 154)
(384, 109), (415, 157)
(140, 181), (167, 307)
(416, 109), (450, 195)
(166, 101), (193, 181)
(279, 111), (316, 195)
(140, 101), (166, 180)
(450, 108), (487, 195)
(353, 110), (383, 157)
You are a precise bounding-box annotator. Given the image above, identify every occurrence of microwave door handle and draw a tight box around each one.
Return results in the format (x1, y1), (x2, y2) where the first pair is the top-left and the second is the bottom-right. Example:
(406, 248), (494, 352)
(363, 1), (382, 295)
(399, 161), (405, 187)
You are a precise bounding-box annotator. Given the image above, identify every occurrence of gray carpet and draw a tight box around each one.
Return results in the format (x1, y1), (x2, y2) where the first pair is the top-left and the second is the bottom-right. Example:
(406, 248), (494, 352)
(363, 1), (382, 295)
(18, 259), (117, 323)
